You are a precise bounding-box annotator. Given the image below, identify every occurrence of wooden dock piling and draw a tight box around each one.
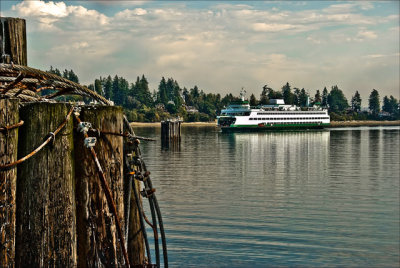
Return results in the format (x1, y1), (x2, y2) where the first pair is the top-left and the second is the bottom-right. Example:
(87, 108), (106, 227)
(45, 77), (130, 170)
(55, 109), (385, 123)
(0, 16), (149, 267)
(161, 119), (182, 141)
(0, 98), (19, 267)
(15, 103), (77, 267)
(74, 105), (129, 267)
(0, 17), (27, 65)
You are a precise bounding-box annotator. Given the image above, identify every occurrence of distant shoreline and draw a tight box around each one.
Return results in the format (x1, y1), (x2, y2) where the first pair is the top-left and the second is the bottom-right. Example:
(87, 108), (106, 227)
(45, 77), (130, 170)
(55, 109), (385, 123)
(328, 120), (400, 128)
(130, 120), (400, 128)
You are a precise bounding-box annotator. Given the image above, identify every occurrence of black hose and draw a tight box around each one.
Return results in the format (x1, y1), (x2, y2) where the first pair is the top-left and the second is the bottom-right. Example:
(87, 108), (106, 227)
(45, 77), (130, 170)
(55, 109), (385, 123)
(141, 158), (168, 268)
(152, 194), (168, 268)
(131, 173), (152, 264)
(147, 190), (160, 268)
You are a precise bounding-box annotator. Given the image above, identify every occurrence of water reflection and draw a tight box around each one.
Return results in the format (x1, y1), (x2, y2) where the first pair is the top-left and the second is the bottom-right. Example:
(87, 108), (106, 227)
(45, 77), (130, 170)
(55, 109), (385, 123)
(132, 126), (399, 267)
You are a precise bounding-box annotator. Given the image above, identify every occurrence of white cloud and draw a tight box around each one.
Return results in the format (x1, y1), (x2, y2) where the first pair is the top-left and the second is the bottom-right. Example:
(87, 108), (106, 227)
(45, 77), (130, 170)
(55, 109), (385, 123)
(14, 0), (68, 17)
(252, 23), (295, 32)
(306, 36), (322, 44)
(356, 30), (377, 40)
(3, 0), (398, 98)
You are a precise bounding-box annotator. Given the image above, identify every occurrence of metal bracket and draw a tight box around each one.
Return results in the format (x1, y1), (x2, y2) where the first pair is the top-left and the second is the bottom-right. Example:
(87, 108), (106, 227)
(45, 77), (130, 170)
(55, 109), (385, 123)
(84, 137), (97, 148)
(77, 121), (92, 134)
(73, 106), (81, 117)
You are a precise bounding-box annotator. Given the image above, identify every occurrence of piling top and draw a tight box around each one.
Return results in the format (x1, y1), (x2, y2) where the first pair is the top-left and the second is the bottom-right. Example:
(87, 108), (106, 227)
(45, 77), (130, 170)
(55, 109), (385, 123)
(0, 17), (27, 66)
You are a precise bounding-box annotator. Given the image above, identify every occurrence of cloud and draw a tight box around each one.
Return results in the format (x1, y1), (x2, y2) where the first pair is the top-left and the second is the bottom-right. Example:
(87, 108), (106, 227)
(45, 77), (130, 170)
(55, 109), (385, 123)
(12, 0), (109, 31)
(306, 36), (322, 44)
(3, 0), (398, 99)
(252, 23), (296, 32)
(356, 30), (377, 40)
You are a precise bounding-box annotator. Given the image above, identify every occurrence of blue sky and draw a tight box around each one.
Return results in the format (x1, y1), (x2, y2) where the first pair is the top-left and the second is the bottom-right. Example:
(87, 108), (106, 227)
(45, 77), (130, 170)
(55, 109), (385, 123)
(1, 1), (399, 103)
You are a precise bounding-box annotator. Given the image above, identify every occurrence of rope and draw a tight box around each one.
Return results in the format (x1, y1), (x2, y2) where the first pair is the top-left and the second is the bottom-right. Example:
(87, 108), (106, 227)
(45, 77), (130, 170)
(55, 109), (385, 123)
(0, 107), (73, 171)
(0, 63), (111, 105)
(74, 113), (130, 267)
(0, 120), (24, 133)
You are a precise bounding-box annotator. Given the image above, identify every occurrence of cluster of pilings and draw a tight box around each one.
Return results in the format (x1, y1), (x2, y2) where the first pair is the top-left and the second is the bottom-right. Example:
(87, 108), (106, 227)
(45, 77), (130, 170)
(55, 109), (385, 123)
(0, 100), (146, 267)
(161, 119), (182, 150)
(0, 17), (149, 267)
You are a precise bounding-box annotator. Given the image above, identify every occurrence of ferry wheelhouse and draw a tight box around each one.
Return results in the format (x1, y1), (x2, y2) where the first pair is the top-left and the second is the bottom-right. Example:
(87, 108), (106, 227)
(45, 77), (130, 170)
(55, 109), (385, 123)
(217, 93), (330, 132)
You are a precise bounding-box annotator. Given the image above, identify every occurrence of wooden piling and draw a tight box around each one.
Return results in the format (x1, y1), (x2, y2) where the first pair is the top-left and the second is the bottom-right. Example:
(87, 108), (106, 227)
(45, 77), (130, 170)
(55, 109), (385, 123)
(161, 119), (181, 141)
(0, 17), (27, 65)
(0, 98), (19, 267)
(15, 102), (77, 266)
(74, 106), (127, 267)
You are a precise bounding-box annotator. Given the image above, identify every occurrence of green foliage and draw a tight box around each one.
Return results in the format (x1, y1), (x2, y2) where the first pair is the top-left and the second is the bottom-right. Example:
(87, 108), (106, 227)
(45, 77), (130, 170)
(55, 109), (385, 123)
(104, 75), (113, 100)
(47, 66), (398, 123)
(368, 89), (380, 115)
(328, 85), (348, 113)
(351, 90), (362, 112)
(322, 87), (328, 107)
(314, 90), (321, 104)
(281, 82), (294, 105)
(249, 94), (257, 106)
(298, 88), (309, 107)
(382, 95), (399, 118)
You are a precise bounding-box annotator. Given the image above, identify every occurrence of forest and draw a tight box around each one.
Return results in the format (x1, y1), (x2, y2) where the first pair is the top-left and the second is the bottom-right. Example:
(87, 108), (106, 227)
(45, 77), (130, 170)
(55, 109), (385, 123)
(47, 66), (400, 122)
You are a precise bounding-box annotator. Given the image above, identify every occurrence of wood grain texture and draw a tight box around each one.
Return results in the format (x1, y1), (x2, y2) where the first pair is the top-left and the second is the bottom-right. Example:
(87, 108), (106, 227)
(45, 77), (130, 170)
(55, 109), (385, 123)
(0, 17), (27, 66)
(74, 106), (125, 267)
(15, 103), (76, 266)
(0, 98), (19, 267)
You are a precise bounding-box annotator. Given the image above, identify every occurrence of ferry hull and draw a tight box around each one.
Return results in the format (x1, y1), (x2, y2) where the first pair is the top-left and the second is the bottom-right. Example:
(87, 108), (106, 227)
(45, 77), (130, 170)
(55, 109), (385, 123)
(219, 123), (330, 132)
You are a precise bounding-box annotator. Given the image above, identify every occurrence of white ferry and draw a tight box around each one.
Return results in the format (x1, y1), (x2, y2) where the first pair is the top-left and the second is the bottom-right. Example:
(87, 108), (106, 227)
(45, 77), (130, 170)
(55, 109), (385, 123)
(217, 92), (330, 132)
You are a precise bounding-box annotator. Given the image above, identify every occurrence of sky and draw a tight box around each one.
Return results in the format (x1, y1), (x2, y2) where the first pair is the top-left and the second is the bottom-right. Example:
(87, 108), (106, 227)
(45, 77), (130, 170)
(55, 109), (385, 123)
(1, 1), (399, 103)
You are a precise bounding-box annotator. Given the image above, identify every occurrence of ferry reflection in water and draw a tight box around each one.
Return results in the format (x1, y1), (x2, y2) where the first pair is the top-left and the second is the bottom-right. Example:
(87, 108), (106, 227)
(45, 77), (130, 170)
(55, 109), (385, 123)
(224, 131), (330, 184)
(134, 126), (399, 268)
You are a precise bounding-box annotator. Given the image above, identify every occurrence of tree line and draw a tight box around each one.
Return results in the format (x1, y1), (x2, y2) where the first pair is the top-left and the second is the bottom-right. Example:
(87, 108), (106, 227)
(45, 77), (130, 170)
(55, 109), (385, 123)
(47, 66), (399, 122)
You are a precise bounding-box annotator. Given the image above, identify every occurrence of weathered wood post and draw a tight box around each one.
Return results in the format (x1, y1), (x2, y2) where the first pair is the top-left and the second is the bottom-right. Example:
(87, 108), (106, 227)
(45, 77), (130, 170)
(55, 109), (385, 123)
(74, 106), (130, 267)
(15, 103), (77, 266)
(0, 98), (19, 267)
(0, 17), (27, 65)
(161, 119), (181, 141)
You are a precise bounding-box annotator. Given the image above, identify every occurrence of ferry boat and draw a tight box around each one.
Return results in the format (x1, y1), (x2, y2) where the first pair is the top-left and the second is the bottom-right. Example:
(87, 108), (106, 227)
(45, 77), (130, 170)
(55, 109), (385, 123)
(217, 91), (330, 132)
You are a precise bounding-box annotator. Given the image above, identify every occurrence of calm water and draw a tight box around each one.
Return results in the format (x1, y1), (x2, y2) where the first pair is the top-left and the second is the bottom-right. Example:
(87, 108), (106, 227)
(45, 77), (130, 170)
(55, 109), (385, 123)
(135, 126), (400, 267)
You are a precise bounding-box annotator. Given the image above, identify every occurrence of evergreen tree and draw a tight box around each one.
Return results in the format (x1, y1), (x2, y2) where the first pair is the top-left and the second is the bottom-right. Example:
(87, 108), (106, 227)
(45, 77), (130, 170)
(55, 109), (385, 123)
(250, 93), (257, 106)
(94, 79), (103, 96)
(112, 75), (121, 104)
(260, 85), (271, 105)
(368, 89), (380, 115)
(48, 66), (61, 76)
(314, 90), (321, 104)
(293, 88), (300, 106)
(327, 85), (348, 112)
(68, 69), (79, 83)
(382, 95), (398, 115)
(104, 75), (113, 100)
(63, 69), (69, 79)
(158, 77), (168, 105)
(136, 75), (153, 107)
(351, 91), (362, 112)
(183, 88), (193, 106)
(299, 88), (308, 107)
(322, 87), (328, 107)
(281, 82), (294, 104)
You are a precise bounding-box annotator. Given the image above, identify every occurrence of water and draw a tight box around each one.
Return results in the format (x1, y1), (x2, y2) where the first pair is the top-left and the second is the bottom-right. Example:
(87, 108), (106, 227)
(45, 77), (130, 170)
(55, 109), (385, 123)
(135, 126), (400, 267)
